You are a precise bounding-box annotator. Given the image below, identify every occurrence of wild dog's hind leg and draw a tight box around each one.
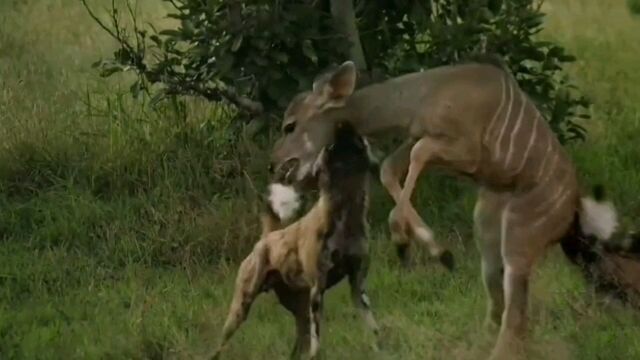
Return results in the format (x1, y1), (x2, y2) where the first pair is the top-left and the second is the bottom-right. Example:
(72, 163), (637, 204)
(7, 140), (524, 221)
(474, 189), (508, 330)
(212, 243), (269, 359)
(308, 283), (324, 359)
(381, 140), (452, 268)
(346, 254), (380, 347)
(273, 283), (311, 359)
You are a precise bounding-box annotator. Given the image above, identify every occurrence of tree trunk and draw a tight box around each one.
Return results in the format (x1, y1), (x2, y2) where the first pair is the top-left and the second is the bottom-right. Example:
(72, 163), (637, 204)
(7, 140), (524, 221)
(330, 0), (367, 71)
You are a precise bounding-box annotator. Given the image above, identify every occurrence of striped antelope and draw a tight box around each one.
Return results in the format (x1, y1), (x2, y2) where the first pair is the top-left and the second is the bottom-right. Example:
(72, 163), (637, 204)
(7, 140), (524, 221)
(268, 58), (622, 359)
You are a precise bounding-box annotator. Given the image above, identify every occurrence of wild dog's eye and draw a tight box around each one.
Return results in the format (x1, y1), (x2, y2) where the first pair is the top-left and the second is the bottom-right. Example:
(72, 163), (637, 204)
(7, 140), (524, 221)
(283, 122), (296, 134)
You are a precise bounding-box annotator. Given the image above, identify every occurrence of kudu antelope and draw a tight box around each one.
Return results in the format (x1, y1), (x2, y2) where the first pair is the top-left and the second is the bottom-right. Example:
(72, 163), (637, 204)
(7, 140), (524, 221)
(268, 58), (626, 359)
(212, 123), (379, 359)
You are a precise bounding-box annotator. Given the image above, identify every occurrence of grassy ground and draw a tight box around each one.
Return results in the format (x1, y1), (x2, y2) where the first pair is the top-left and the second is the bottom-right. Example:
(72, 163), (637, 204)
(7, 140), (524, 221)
(1, 0), (640, 359)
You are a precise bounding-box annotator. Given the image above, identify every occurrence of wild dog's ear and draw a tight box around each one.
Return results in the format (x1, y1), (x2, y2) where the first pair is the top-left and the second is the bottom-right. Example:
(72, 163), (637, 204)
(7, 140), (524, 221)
(312, 61), (357, 109)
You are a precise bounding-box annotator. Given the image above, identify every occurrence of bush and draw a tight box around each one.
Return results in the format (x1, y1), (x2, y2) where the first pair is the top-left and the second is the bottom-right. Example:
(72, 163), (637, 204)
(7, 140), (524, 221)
(629, 0), (640, 15)
(83, 0), (590, 143)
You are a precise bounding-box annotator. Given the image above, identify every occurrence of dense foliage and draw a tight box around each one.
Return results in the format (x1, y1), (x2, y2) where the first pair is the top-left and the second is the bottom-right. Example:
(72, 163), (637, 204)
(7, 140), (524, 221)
(84, 0), (590, 142)
(629, 0), (640, 15)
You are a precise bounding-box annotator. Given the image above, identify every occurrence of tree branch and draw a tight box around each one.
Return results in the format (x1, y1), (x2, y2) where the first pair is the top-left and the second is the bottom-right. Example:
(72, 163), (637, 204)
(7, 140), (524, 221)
(330, 0), (367, 71)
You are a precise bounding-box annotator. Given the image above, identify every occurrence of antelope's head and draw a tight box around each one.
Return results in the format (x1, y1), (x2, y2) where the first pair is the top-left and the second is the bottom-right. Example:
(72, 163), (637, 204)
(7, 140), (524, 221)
(270, 61), (358, 187)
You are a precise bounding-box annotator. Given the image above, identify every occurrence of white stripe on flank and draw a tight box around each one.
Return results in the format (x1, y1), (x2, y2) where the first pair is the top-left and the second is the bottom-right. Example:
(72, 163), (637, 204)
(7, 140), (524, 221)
(538, 152), (559, 186)
(495, 81), (516, 159)
(499, 202), (511, 258)
(535, 182), (567, 213)
(505, 92), (527, 167)
(514, 112), (540, 175)
(535, 136), (553, 181)
(484, 75), (507, 143)
(532, 189), (572, 228)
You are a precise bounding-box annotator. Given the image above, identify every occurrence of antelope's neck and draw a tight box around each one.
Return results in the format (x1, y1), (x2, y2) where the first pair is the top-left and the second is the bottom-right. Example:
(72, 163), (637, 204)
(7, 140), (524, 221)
(331, 82), (414, 136)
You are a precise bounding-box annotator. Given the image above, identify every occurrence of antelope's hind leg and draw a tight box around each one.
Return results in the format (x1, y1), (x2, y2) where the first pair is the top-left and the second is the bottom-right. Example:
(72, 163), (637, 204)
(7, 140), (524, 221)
(380, 140), (452, 269)
(490, 207), (539, 360)
(474, 190), (508, 330)
(212, 244), (268, 359)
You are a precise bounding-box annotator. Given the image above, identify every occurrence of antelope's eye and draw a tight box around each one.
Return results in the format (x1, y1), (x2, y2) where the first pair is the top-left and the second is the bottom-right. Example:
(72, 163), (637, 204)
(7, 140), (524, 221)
(283, 122), (296, 134)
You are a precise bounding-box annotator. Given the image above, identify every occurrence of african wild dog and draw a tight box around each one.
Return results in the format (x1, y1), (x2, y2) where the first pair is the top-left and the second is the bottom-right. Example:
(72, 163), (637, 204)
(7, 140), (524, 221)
(561, 185), (640, 307)
(212, 122), (379, 359)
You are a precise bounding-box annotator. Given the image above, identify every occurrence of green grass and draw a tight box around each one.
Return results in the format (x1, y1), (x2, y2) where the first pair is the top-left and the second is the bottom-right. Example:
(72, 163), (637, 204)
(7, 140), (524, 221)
(1, 0), (640, 359)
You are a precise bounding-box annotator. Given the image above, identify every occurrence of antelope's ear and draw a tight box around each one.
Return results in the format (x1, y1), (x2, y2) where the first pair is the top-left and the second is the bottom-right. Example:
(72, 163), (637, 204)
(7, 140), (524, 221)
(312, 61), (357, 108)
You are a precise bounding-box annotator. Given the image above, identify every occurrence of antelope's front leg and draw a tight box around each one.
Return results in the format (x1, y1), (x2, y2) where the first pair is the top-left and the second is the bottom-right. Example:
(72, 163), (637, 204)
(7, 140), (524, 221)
(383, 138), (453, 269)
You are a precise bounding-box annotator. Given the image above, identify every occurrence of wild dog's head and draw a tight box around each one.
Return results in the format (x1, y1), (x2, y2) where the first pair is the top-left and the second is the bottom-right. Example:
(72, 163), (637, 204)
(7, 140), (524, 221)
(266, 122), (372, 222)
(312, 122), (372, 190)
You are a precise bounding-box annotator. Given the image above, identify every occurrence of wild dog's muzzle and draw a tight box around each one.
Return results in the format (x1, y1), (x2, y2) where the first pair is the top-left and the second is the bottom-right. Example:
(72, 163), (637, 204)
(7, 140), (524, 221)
(273, 158), (300, 185)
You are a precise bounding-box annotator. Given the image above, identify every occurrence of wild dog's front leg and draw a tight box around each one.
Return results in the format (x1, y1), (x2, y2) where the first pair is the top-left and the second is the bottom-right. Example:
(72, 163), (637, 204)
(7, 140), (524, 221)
(273, 284), (312, 359)
(308, 283), (324, 359)
(212, 243), (268, 360)
(346, 255), (380, 349)
(381, 141), (452, 269)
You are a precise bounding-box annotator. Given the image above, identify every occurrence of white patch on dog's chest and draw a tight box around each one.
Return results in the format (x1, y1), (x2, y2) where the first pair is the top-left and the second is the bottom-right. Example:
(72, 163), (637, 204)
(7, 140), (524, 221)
(268, 183), (301, 221)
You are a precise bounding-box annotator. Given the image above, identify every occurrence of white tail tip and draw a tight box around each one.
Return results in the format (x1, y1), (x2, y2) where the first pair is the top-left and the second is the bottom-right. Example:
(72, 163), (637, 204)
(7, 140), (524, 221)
(579, 196), (619, 241)
(268, 183), (301, 222)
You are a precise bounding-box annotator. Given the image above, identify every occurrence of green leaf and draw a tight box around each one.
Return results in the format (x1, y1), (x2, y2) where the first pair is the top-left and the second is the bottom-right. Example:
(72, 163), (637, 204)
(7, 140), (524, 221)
(302, 40), (318, 64)
(130, 81), (142, 99)
(271, 51), (289, 64)
(99, 64), (124, 78)
(159, 29), (182, 38)
(231, 35), (243, 52)
(150, 35), (163, 47)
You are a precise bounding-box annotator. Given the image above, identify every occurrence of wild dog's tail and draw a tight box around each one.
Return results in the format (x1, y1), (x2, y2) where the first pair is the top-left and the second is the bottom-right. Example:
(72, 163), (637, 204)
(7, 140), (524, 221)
(566, 182), (640, 260)
(561, 185), (640, 307)
(561, 185), (619, 266)
(578, 185), (619, 242)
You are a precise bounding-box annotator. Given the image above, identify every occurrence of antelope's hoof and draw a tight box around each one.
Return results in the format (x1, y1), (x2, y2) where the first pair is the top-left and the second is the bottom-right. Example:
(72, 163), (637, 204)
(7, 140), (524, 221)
(439, 250), (455, 271)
